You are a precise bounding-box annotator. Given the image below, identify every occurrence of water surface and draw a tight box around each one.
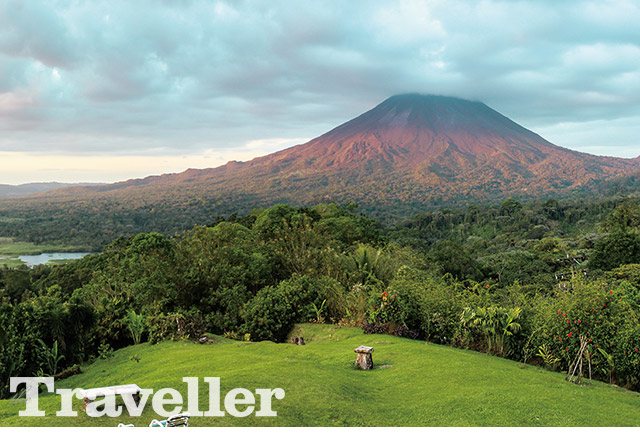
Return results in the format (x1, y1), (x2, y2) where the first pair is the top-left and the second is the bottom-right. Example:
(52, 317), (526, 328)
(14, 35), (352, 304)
(19, 252), (94, 267)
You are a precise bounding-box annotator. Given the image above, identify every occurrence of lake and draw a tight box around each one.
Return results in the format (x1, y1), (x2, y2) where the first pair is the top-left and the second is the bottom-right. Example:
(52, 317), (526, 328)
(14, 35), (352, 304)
(18, 252), (94, 267)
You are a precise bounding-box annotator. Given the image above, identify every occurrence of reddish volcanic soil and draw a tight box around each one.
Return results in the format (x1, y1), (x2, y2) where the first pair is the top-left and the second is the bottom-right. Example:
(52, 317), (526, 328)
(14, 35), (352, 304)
(21, 94), (640, 215)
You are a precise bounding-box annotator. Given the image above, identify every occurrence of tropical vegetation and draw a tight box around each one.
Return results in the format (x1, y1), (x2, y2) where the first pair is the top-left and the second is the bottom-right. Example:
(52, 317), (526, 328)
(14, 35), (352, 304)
(2, 197), (640, 403)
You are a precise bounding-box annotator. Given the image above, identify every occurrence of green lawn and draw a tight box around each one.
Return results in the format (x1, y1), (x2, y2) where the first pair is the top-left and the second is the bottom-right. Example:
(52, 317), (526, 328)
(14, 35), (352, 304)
(1, 324), (639, 427)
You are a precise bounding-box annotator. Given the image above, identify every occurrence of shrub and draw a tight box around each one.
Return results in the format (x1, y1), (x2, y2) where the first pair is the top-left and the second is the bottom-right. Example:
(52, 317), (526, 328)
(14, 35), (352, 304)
(386, 267), (462, 343)
(460, 306), (522, 357)
(97, 343), (113, 360)
(124, 310), (145, 345)
(243, 275), (341, 342)
(533, 279), (640, 387)
(590, 232), (640, 271)
(361, 321), (389, 335)
(147, 310), (206, 344)
(54, 364), (81, 381)
(36, 339), (64, 376)
(369, 291), (403, 325)
(536, 345), (560, 370)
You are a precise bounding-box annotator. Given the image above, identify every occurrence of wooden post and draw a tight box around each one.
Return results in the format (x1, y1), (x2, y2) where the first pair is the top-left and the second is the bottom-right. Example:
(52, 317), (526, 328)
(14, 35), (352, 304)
(354, 345), (374, 370)
(567, 336), (589, 384)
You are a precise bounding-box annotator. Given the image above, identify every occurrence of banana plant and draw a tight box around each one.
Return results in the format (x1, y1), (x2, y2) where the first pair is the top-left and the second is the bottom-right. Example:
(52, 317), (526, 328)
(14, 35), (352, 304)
(311, 299), (327, 323)
(36, 339), (64, 376)
(462, 306), (521, 357)
(125, 310), (146, 345)
(598, 348), (615, 384)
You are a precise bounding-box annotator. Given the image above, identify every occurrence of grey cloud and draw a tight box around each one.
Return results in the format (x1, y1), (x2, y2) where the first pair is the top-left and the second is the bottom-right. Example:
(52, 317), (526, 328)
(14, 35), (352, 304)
(0, 0), (638, 158)
(0, 0), (78, 68)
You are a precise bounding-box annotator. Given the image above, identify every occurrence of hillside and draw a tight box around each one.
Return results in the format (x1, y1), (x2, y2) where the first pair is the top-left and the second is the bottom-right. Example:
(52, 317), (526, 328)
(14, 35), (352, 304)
(0, 183), (90, 198)
(26, 94), (640, 207)
(1, 324), (639, 427)
(1, 94), (639, 247)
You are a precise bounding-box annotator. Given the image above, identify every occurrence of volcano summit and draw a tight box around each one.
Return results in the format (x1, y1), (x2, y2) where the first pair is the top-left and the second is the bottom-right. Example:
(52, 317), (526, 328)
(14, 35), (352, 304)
(11, 94), (640, 219)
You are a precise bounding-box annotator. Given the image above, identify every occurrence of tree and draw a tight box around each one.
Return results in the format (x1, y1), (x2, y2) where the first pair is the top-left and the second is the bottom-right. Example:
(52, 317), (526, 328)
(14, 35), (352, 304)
(176, 222), (270, 331)
(602, 203), (640, 233)
(500, 198), (523, 216)
(431, 240), (484, 281)
(478, 250), (550, 286)
(346, 244), (397, 287)
(590, 232), (640, 271)
(3, 268), (31, 303)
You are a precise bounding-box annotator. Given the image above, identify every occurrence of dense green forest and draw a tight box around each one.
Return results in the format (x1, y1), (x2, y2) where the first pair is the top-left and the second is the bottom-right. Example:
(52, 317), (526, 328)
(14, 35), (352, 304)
(2, 196), (640, 400)
(0, 169), (639, 250)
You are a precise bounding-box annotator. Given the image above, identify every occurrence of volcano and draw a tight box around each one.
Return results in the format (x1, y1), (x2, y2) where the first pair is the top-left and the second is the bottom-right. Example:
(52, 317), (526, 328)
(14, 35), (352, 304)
(12, 94), (640, 219)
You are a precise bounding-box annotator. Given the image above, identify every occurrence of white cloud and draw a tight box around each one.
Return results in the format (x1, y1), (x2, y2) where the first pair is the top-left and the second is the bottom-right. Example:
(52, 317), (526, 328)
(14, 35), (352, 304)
(244, 137), (309, 151)
(0, 91), (33, 112)
(534, 116), (640, 158)
(0, 0), (638, 182)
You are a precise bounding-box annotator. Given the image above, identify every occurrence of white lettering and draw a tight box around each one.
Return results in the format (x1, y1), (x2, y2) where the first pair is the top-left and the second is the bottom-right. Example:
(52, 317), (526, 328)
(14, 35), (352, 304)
(151, 388), (183, 416)
(55, 388), (84, 417)
(10, 377), (54, 417)
(224, 388), (255, 418)
(255, 388), (285, 417)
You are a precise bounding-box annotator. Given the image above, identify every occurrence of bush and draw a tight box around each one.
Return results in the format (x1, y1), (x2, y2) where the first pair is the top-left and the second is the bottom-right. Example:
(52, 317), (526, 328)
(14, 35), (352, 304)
(147, 310), (206, 344)
(243, 275), (341, 342)
(368, 290), (403, 325)
(530, 279), (640, 387)
(361, 321), (389, 335)
(54, 364), (81, 381)
(124, 310), (145, 345)
(460, 306), (522, 357)
(590, 232), (640, 271)
(385, 268), (462, 344)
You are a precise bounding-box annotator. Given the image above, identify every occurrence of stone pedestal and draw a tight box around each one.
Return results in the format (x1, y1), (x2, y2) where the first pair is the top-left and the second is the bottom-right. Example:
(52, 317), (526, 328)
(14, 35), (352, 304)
(354, 345), (374, 370)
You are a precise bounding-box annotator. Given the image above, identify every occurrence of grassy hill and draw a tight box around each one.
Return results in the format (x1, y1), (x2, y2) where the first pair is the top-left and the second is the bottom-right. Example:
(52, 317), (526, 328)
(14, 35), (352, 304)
(1, 324), (639, 427)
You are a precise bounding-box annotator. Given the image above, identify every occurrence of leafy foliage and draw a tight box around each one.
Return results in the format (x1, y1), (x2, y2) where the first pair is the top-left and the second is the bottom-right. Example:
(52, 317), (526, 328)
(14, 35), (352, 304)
(36, 339), (64, 376)
(3, 197), (640, 398)
(590, 232), (640, 271)
(125, 310), (146, 345)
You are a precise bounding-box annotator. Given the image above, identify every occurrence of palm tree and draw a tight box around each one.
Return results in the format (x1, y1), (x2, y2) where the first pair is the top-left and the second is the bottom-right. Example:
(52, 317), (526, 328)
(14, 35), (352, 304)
(47, 305), (67, 352)
(464, 306), (521, 357)
(496, 307), (522, 357)
(348, 244), (394, 286)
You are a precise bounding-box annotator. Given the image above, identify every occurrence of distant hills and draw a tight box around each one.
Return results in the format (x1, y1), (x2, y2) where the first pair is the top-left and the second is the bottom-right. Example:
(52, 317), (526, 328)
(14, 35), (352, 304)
(26, 94), (640, 209)
(1, 94), (639, 246)
(0, 182), (94, 198)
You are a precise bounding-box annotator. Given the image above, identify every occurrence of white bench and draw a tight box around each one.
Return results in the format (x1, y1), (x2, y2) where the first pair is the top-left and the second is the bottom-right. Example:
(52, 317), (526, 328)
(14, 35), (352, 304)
(118, 413), (191, 428)
(149, 413), (190, 427)
(80, 384), (141, 410)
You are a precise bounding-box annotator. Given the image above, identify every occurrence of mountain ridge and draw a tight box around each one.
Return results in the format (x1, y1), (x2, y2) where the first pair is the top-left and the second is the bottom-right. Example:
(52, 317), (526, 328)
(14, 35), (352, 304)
(0, 182), (102, 198)
(9, 94), (640, 219)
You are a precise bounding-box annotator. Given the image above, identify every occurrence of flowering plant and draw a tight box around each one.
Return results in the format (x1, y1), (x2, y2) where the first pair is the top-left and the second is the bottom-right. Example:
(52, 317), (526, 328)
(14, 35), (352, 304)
(541, 280), (640, 386)
(369, 290), (402, 325)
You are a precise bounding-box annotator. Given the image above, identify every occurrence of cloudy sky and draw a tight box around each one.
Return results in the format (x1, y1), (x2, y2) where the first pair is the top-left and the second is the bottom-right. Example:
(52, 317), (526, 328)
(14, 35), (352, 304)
(1, 0), (639, 184)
